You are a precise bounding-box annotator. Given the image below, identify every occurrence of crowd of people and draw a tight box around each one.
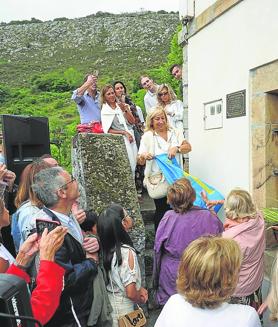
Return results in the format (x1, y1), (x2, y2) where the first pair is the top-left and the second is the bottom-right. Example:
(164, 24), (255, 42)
(72, 70), (187, 197)
(0, 65), (277, 327)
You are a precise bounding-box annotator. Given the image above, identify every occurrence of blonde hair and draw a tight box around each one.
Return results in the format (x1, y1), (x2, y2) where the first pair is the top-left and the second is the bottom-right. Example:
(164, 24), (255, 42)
(269, 255), (278, 321)
(177, 236), (242, 309)
(167, 178), (196, 213)
(224, 188), (257, 220)
(157, 83), (177, 107)
(145, 107), (170, 132)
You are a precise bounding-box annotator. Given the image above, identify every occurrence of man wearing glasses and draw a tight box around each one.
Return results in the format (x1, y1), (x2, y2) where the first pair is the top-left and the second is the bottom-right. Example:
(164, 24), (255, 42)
(31, 167), (99, 327)
(140, 75), (159, 115)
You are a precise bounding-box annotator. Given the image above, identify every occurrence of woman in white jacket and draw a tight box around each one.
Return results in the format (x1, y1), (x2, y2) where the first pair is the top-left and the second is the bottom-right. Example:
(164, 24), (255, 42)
(101, 85), (138, 177)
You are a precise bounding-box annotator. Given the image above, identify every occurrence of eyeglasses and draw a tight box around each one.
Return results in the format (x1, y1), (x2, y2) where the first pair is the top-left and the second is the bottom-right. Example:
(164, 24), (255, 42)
(158, 92), (169, 97)
(59, 175), (76, 189)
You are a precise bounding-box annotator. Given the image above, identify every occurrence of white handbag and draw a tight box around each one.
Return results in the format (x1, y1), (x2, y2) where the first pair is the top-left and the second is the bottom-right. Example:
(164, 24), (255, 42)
(143, 173), (169, 199)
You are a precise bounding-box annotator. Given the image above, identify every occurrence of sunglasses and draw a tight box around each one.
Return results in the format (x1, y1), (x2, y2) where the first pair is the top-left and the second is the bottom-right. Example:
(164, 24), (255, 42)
(158, 92), (169, 97)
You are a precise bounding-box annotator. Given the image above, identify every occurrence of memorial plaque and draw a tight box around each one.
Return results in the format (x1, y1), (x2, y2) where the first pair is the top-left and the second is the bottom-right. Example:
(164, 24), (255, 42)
(226, 90), (246, 118)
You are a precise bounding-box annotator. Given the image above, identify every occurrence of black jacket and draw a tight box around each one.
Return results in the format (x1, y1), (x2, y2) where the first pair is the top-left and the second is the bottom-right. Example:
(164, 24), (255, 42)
(43, 207), (98, 327)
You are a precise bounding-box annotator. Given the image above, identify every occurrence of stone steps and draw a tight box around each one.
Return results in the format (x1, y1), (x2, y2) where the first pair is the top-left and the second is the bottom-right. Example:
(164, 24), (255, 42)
(139, 191), (156, 293)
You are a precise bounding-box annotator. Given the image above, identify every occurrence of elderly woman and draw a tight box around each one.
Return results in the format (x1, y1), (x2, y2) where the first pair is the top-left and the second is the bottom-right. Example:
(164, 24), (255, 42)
(153, 178), (223, 305)
(101, 84), (138, 177)
(137, 108), (191, 230)
(155, 237), (261, 327)
(156, 83), (184, 136)
(222, 189), (265, 316)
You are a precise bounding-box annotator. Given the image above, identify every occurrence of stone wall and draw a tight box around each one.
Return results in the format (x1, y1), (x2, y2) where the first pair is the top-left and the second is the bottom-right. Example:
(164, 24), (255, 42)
(250, 60), (278, 209)
(71, 133), (146, 273)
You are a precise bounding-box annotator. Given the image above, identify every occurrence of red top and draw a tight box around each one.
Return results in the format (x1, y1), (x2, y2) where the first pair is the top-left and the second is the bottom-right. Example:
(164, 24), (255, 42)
(7, 260), (65, 325)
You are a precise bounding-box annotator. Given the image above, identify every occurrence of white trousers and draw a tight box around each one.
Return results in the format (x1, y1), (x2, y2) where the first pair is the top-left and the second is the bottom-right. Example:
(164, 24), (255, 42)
(123, 131), (138, 177)
(108, 292), (134, 327)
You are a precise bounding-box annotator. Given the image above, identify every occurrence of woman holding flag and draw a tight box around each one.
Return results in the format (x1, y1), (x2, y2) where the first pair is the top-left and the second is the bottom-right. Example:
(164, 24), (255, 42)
(137, 108), (191, 230)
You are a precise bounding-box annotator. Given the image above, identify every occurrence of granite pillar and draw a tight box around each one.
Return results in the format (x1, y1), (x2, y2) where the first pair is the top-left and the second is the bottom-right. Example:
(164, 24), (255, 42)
(71, 133), (146, 275)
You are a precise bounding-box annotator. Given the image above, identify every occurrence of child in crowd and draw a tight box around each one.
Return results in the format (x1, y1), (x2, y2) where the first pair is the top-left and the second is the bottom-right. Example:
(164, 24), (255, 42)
(80, 209), (98, 236)
(80, 209), (99, 264)
(222, 189), (265, 320)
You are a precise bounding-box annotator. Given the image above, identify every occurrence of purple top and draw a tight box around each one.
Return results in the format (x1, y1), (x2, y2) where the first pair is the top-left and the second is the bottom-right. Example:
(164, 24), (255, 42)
(153, 206), (223, 305)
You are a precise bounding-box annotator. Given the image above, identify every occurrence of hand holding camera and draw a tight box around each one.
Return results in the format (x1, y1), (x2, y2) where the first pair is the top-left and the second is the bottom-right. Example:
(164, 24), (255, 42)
(86, 74), (97, 85)
(39, 226), (68, 261)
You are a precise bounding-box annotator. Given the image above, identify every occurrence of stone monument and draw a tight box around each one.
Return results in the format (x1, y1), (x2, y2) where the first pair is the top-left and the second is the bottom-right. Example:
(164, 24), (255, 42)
(72, 132), (145, 264)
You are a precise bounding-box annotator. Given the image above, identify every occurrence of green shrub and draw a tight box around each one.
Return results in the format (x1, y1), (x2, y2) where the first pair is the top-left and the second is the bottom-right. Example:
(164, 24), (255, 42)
(0, 84), (11, 102)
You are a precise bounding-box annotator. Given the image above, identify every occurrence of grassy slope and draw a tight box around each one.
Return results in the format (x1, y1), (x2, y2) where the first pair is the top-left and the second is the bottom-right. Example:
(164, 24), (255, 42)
(0, 12), (180, 169)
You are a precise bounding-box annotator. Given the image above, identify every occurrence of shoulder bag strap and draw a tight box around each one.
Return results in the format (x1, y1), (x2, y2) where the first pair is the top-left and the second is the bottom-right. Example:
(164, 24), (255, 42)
(42, 206), (61, 223)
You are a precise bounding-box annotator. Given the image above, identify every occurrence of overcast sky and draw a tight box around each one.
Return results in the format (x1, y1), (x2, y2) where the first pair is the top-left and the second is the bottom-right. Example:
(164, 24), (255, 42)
(0, 0), (180, 23)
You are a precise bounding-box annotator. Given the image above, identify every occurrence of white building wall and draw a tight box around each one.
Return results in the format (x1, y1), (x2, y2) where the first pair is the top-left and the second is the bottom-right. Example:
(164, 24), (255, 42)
(194, 0), (216, 16)
(187, 0), (278, 196)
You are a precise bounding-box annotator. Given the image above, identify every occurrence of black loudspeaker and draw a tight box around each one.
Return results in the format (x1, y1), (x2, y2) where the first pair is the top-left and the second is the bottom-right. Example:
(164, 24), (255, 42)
(1, 115), (50, 183)
(0, 274), (34, 327)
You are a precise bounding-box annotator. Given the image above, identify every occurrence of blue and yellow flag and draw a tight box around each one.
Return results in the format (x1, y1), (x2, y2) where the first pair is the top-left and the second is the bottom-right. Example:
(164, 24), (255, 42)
(155, 153), (224, 213)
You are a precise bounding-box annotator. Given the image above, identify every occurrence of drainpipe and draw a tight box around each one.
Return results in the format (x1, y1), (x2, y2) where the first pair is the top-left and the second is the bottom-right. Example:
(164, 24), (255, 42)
(178, 16), (193, 171)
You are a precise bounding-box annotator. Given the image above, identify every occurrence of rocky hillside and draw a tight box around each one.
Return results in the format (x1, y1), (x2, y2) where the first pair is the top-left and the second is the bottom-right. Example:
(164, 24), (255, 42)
(0, 12), (179, 86)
